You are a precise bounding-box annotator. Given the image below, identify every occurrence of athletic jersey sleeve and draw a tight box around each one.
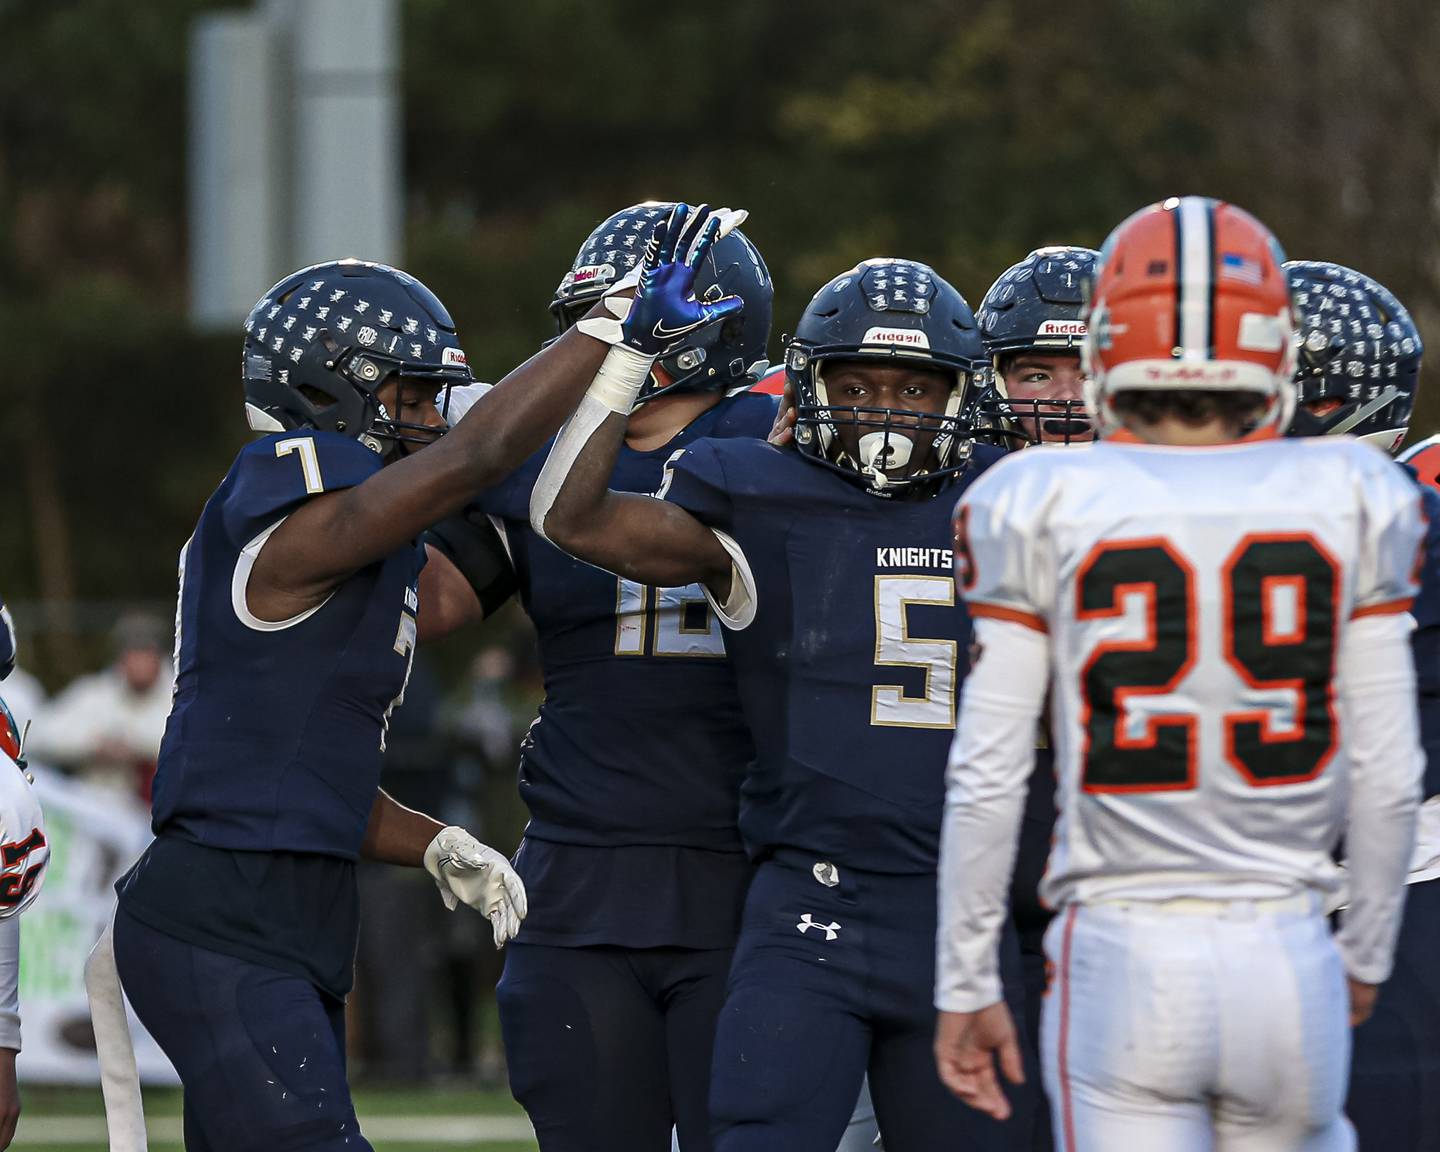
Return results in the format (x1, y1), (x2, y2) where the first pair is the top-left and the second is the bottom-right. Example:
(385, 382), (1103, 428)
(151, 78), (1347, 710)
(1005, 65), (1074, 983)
(657, 440), (755, 630)
(936, 616), (1050, 1012)
(0, 917), (17, 1050)
(1352, 449), (1427, 617)
(1335, 610), (1423, 983)
(220, 431), (383, 547)
(953, 456), (1054, 633)
(657, 439), (735, 531)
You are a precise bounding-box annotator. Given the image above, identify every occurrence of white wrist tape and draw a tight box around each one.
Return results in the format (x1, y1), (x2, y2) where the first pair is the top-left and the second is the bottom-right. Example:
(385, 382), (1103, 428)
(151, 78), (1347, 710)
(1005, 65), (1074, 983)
(574, 295), (633, 348)
(587, 343), (655, 414)
(529, 345), (654, 541)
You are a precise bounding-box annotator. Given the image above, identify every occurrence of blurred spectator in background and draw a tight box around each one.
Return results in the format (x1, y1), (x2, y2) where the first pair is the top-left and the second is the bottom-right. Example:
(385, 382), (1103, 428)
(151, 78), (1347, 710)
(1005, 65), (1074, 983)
(26, 613), (172, 807)
(353, 645), (534, 1085)
(449, 647), (522, 773)
(0, 669), (44, 745)
(441, 645), (532, 1085)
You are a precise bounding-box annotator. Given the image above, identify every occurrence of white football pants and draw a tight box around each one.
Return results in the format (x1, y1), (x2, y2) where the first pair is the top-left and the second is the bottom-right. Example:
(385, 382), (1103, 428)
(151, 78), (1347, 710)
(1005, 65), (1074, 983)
(1041, 898), (1355, 1152)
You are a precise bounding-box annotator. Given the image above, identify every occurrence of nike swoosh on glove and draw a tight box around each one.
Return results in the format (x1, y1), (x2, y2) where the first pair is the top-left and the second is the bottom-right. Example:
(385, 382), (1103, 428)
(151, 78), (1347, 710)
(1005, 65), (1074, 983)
(423, 826), (528, 948)
(577, 202), (745, 354)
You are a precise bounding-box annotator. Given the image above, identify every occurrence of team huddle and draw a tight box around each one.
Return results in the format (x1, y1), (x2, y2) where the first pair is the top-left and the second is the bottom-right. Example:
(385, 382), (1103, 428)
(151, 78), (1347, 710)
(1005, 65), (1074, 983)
(0, 193), (1433, 1152)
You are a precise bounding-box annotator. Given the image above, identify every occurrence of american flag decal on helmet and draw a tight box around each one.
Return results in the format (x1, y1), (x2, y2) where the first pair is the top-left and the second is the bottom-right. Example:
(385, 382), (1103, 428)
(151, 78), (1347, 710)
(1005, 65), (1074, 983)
(1221, 252), (1264, 286)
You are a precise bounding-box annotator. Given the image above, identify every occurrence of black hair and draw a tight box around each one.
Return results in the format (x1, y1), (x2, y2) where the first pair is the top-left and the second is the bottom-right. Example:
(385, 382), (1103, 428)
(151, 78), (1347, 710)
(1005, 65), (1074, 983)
(1112, 390), (1267, 433)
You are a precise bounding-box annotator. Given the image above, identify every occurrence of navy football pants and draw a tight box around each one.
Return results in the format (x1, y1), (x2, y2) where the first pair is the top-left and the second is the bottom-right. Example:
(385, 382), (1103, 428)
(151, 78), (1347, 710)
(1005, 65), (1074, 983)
(497, 942), (734, 1152)
(709, 854), (1038, 1152)
(1347, 878), (1440, 1150)
(112, 906), (369, 1152)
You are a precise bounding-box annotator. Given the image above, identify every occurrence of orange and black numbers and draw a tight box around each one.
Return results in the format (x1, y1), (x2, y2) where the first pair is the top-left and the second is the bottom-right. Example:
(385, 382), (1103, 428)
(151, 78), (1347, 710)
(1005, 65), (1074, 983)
(1076, 539), (1197, 792)
(1222, 535), (1340, 785)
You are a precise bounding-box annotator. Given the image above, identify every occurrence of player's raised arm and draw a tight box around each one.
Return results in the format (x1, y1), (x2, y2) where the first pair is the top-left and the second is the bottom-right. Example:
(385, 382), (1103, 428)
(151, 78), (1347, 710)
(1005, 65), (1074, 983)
(530, 205), (740, 599)
(248, 316), (613, 619)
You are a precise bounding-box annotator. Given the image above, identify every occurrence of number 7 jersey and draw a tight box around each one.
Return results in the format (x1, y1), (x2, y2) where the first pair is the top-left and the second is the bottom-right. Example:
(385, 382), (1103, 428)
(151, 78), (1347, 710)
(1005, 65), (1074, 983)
(956, 431), (1427, 905)
(150, 430), (423, 860)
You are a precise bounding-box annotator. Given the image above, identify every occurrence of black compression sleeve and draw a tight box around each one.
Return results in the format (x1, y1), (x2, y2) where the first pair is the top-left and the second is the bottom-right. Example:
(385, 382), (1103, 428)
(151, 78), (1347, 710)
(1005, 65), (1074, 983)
(423, 507), (518, 618)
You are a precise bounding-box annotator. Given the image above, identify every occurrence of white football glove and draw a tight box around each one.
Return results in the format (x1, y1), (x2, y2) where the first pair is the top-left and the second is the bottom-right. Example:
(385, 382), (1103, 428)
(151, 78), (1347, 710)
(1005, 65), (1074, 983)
(423, 826), (528, 948)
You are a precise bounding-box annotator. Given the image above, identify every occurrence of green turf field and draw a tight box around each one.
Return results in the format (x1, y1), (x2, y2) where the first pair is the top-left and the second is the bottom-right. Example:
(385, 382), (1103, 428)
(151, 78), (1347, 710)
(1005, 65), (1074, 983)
(16, 1083), (539, 1151)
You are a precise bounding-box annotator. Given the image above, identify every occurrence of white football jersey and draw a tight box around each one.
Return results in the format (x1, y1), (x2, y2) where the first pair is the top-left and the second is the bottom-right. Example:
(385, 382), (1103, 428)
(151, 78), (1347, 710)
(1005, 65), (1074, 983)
(0, 751), (46, 917)
(958, 432), (1426, 906)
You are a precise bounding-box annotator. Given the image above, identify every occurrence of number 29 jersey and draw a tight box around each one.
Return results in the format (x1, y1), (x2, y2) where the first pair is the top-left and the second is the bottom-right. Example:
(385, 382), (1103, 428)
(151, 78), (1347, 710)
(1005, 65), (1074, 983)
(957, 431), (1427, 906)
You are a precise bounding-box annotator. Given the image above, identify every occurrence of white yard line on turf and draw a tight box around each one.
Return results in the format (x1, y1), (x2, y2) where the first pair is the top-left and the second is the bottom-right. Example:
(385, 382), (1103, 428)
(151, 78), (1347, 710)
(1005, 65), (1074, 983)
(17, 1114), (537, 1144)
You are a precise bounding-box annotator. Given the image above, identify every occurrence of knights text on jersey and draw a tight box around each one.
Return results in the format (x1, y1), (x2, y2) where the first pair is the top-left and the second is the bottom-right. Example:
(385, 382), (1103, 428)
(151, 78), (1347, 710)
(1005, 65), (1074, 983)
(956, 433), (1426, 906)
(660, 437), (1005, 873)
(148, 430), (424, 859)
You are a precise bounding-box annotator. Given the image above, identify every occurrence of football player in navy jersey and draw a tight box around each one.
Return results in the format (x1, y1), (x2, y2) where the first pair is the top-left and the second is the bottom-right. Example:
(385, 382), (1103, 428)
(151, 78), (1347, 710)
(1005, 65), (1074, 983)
(1284, 260), (1440, 1152)
(533, 251), (1038, 1152)
(954, 244), (1100, 1152)
(108, 211), (746, 1152)
(416, 202), (777, 1152)
(970, 247), (1098, 449)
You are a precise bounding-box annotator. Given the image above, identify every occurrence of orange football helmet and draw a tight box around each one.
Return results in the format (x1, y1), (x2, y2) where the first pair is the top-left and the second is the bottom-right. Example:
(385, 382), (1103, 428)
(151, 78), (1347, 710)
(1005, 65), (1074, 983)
(1082, 196), (1297, 436)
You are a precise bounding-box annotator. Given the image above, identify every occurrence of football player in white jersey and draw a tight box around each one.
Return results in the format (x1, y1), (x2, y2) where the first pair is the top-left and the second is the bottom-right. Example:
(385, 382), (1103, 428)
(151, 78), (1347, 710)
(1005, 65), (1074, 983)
(933, 196), (1427, 1151)
(0, 598), (50, 1149)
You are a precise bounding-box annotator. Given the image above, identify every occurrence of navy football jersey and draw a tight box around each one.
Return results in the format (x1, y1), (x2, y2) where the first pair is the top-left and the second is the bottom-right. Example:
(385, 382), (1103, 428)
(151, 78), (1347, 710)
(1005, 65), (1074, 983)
(660, 438), (1004, 874)
(120, 430), (423, 997)
(149, 430), (424, 857)
(479, 391), (775, 946)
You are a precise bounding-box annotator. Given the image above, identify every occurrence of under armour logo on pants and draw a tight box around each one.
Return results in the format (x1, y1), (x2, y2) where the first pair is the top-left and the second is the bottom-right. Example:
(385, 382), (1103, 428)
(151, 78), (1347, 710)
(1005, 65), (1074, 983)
(796, 914), (841, 941)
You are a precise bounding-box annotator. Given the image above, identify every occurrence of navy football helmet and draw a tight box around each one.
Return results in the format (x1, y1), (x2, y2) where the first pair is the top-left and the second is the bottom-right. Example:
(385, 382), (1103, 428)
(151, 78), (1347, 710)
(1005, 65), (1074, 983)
(242, 260), (475, 456)
(0, 596), (13, 681)
(550, 202), (772, 399)
(787, 258), (985, 494)
(971, 246), (1098, 447)
(1285, 260), (1422, 453)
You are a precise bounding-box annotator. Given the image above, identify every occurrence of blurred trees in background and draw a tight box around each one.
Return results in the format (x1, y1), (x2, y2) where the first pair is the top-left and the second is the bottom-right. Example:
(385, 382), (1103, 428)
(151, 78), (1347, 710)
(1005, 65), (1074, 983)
(4, 0), (1440, 680)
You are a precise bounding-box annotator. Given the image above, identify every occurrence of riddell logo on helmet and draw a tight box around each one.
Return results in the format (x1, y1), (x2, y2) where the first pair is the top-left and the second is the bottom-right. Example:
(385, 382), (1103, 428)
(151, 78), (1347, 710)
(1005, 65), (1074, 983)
(861, 326), (930, 348)
(1037, 320), (1087, 337)
(442, 347), (468, 368)
(1142, 364), (1239, 383)
(571, 263), (614, 286)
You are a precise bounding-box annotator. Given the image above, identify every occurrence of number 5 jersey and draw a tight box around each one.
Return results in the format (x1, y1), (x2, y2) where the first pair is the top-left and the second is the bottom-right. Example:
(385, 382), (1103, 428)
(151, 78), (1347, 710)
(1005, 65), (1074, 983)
(955, 429), (1427, 910)
(659, 435), (1006, 874)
